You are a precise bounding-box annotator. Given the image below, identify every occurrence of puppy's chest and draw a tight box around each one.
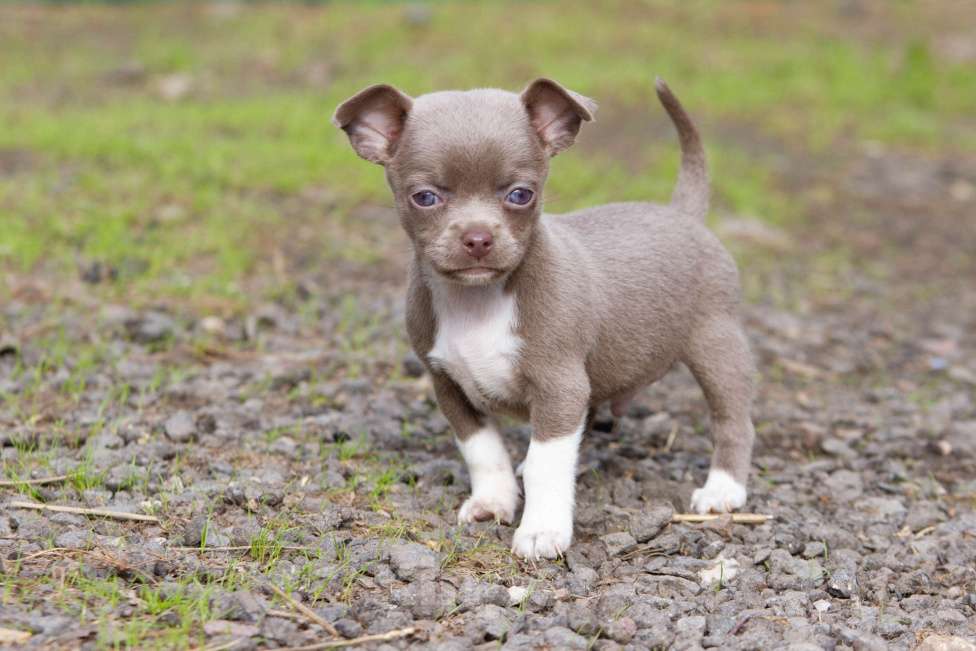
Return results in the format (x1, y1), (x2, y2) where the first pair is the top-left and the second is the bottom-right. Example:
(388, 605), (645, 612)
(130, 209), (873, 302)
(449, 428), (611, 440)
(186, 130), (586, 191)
(427, 289), (523, 412)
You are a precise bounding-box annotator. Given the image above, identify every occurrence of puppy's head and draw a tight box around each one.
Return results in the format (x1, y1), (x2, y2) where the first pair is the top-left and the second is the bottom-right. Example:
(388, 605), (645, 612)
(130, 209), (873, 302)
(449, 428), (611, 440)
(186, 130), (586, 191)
(333, 80), (596, 286)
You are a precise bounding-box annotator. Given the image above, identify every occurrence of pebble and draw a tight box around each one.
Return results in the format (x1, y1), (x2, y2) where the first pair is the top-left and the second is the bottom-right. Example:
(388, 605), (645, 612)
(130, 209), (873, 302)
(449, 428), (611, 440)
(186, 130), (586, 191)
(388, 542), (439, 581)
(916, 636), (976, 651)
(629, 501), (674, 542)
(604, 616), (637, 643)
(801, 541), (826, 559)
(164, 411), (197, 443)
(600, 531), (637, 556)
(458, 578), (509, 611)
(125, 311), (176, 343)
(508, 586), (529, 607)
(391, 581), (457, 619)
(543, 626), (588, 650)
(466, 604), (512, 642)
(402, 352), (426, 378)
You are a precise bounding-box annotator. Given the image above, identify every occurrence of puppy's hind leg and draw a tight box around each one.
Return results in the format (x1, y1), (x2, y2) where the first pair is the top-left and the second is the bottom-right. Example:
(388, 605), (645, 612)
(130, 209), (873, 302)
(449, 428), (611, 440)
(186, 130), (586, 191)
(683, 316), (756, 514)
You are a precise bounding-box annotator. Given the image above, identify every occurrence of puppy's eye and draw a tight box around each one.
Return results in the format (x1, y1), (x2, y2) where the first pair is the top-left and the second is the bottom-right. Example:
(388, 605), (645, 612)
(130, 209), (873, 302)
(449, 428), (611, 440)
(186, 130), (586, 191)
(505, 188), (534, 206)
(411, 190), (441, 208)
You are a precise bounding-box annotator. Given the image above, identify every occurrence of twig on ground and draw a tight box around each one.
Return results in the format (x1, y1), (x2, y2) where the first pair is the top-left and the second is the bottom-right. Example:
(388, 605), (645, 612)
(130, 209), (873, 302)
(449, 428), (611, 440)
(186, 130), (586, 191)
(171, 545), (314, 553)
(671, 513), (774, 524)
(268, 583), (340, 638)
(0, 475), (68, 487)
(267, 608), (305, 621)
(195, 637), (250, 651)
(662, 424), (678, 453)
(16, 547), (74, 563)
(617, 542), (680, 562)
(730, 611), (758, 635)
(914, 525), (937, 539)
(275, 627), (417, 650)
(8, 501), (159, 522)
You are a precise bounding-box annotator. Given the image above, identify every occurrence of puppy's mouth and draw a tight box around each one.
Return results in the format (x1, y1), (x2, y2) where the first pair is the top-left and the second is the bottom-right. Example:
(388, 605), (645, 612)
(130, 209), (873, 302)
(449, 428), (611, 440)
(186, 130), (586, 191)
(438, 265), (504, 284)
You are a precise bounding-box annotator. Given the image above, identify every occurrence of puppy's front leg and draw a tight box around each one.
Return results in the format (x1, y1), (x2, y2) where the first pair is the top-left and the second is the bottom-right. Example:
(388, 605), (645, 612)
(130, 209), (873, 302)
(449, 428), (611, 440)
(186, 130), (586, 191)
(431, 373), (518, 525)
(512, 375), (589, 559)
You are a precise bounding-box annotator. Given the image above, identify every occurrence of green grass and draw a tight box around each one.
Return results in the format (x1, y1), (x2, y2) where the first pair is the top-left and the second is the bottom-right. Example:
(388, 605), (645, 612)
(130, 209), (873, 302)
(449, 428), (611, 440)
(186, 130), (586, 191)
(1, 2), (971, 307)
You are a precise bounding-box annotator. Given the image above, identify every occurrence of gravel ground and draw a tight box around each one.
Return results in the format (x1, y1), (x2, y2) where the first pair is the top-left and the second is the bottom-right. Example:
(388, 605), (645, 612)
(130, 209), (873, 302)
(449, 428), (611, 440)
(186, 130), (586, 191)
(2, 146), (976, 648)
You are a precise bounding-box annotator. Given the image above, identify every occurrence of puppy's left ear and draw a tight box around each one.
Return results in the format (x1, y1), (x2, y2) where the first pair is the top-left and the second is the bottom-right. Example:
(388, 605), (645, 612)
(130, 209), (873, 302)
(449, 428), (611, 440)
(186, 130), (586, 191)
(521, 78), (597, 156)
(332, 84), (414, 165)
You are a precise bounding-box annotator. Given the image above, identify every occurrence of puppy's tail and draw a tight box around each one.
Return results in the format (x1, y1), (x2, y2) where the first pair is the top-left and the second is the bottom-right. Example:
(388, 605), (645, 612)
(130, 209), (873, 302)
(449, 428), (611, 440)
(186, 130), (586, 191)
(655, 77), (709, 221)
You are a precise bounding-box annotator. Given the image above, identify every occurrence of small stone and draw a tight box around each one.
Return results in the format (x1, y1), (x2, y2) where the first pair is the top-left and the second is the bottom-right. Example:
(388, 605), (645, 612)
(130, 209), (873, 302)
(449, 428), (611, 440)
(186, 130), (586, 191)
(566, 603), (599, 636)
(674, 615), (707, 637)
(388, 542), (438, 581)
(333, 619), (362, 639)
(200, 316), (226, 335)
(838, 627), (887, 651)
(125, 311), (176, 344)
(601, 531), (637, 556)
(508, 585), (529, 606)
(948, 366), (976, 385)
(569, 565), (599, 594)
(916, 635), (976, 651)
(458, 577), (509, 611)
(197, 413), (218, 434)
(820, 437), (855, 458)
(698, 555), (740, 587)
(164, 411), (197, 443)
(526, 589), (553, 613)
(55, 529), (94, 550)
(183, 515), (229, 547)
(261, 616), (300, 645)
(391, 581), (457, 619)
(826, 567), (856, 599)
(79, 260), (118, 284)
(203, 620), (259, 638)
(156, 73), (193, 101)
(544, 626), (589, 650)
(465, 604), (512, 642)
(904, 502), (945, 532)
(402, 352), (425, 378)
(794, 559), (825, 583)
(801, 541), (826, 559)
(605, 616), (637, 644)
(630, 501), (673, 542)
(220, 590), (265, 622)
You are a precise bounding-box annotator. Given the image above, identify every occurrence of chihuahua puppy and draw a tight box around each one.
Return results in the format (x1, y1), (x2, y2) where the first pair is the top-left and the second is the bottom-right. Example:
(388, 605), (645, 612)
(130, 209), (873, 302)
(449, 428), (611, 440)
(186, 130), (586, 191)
(333, 78), (755, 559)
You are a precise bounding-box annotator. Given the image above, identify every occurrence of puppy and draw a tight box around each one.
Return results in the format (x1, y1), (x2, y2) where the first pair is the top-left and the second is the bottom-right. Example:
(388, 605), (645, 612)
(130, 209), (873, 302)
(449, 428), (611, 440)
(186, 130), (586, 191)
(333, 78), (756, 559)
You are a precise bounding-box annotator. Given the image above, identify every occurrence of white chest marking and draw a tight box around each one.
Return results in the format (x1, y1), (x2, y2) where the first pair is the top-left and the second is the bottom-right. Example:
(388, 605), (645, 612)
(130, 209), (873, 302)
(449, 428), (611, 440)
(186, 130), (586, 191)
(428, 283), (522, 412)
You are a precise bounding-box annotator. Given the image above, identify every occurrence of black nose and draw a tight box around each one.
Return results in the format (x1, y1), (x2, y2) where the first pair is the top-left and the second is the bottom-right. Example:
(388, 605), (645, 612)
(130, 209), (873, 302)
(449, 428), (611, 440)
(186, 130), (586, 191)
(461, 230), (493, 260)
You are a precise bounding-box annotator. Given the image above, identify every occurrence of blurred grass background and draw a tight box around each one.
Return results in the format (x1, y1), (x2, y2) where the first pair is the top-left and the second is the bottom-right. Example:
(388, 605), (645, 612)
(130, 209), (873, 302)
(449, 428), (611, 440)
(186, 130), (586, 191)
(1, 1), (973, 310)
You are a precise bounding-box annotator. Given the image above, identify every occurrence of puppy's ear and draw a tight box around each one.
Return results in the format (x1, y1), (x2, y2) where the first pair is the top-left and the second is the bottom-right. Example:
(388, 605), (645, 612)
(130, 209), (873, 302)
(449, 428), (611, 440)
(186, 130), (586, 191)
(332, 84), (414, 165)
(520, 78), (597, 156)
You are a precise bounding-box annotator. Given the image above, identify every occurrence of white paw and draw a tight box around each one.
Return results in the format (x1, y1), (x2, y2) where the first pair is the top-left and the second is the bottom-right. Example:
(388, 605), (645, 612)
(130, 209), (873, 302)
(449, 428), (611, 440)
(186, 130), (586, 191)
(511, 523), (572, 559)
(458, 490), (517, 524)
(691, 469), (747, 514)
(514, 458), (525, 477)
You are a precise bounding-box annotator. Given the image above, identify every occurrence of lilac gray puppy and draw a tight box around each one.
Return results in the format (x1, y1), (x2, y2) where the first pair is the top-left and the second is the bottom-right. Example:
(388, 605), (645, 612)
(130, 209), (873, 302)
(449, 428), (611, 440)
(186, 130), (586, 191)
(333, 77), (756, 559)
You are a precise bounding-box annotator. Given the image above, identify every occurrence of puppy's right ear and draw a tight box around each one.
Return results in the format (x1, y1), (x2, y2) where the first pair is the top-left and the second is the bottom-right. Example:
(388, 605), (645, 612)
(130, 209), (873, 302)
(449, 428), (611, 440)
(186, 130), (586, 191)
(332, 84), (413, 165)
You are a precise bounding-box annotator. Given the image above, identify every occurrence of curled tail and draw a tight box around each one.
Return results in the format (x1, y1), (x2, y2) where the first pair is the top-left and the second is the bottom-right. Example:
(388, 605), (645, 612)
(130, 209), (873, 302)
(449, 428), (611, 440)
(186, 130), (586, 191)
(655, 77), (709, 221)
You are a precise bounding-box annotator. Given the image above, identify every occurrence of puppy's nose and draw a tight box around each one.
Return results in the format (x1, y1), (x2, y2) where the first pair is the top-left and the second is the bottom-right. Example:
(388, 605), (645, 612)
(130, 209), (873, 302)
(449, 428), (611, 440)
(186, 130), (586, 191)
(461, 230), (493, 260)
